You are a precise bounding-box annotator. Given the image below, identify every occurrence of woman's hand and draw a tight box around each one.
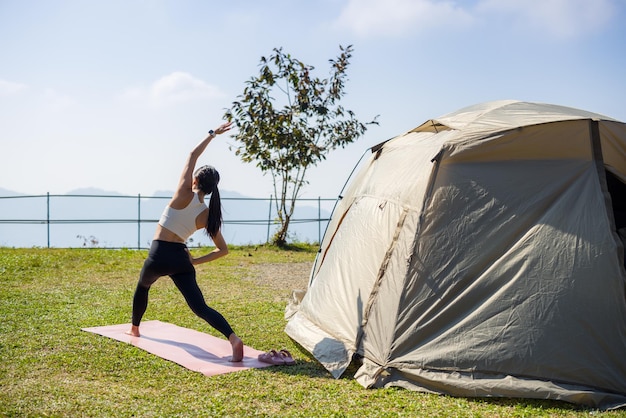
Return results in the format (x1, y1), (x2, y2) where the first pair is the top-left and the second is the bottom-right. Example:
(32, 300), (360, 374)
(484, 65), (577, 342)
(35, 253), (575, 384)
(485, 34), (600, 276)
(188, 231), (228, 266)
(214, 121), (233, 135)
(185, 248), (196, 265)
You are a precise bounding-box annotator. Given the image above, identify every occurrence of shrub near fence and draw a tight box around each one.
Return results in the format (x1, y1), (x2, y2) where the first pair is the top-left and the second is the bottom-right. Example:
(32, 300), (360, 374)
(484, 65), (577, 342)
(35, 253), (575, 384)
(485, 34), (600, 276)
(0, 193), (334, 248)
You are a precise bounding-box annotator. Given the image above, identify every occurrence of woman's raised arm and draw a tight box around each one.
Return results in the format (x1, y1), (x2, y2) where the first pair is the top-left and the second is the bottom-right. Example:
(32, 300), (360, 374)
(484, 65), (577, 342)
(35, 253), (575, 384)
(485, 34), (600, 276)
(171, 121), (233, 203)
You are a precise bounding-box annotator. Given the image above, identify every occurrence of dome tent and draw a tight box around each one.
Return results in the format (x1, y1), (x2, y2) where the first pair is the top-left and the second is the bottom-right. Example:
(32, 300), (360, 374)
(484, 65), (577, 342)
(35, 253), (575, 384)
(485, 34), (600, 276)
(285, 100), (626, 410)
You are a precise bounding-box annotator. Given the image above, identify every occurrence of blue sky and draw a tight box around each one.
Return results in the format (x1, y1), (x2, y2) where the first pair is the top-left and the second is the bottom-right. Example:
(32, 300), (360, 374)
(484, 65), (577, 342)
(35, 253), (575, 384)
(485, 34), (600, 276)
(1, 0), (625, 199)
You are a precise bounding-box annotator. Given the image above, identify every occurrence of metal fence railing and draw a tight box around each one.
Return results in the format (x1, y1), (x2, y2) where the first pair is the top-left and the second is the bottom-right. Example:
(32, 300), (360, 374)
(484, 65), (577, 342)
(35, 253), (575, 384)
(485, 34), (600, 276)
(0, 193), (335, 249)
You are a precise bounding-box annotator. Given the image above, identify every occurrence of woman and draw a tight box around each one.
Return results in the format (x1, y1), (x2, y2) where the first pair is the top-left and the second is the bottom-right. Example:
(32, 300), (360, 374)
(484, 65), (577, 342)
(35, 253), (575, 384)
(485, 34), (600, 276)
(127, 121), (243, 362)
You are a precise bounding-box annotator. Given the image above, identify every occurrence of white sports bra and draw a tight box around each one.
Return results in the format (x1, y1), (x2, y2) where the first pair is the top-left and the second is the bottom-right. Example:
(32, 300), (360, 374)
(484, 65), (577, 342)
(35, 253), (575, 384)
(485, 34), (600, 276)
(158, 193), (207, 240)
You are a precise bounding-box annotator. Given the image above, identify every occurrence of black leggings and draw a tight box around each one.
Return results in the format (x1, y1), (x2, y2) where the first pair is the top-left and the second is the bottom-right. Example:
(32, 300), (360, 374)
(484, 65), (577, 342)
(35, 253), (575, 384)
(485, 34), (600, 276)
(131, 240), (234, 338)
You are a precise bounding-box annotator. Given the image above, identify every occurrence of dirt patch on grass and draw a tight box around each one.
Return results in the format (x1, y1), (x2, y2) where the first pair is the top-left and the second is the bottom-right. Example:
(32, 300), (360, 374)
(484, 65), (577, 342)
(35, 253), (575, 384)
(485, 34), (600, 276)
(245, 262), (312, 293)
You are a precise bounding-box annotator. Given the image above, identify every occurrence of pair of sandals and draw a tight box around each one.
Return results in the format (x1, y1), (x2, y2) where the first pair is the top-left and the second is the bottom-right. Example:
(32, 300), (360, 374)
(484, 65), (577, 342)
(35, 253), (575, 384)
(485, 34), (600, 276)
(258, 349), (295, 365)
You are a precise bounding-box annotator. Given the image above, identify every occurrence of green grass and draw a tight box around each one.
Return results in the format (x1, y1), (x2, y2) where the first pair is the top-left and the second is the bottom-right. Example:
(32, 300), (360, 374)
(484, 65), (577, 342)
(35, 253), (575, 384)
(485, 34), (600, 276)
(1, 246), (624, 417)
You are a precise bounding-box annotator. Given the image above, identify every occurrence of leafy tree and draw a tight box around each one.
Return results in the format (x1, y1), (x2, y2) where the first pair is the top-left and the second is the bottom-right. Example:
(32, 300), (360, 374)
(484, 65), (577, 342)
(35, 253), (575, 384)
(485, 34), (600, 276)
(225, 45), (377, 246)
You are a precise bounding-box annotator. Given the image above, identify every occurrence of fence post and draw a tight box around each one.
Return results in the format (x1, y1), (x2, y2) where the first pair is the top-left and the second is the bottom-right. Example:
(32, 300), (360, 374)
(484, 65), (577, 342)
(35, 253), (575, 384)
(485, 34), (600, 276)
(318, 196), (321, 244)
(266, 195), (272, 243)
(137, 193), (141, 250)
(47, 192), (50, 248)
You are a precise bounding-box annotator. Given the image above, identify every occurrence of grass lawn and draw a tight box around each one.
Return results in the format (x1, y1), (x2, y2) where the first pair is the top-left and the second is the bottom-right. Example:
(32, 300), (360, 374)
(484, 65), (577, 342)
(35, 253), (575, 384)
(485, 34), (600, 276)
(1, 246), (624, 417)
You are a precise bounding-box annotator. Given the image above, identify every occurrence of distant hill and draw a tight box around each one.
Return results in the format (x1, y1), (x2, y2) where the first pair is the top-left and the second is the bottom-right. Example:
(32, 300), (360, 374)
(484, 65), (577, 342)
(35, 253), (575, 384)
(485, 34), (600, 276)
(66, 187), (126, 196)
(0, 187), (333, 248)
(0, 187), (25, 197)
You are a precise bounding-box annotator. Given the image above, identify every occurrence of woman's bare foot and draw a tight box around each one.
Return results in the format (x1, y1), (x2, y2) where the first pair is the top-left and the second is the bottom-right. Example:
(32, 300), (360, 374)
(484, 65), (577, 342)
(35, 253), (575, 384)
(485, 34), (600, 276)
(229, 333), (244, 362)
(125, 325), (140, 337)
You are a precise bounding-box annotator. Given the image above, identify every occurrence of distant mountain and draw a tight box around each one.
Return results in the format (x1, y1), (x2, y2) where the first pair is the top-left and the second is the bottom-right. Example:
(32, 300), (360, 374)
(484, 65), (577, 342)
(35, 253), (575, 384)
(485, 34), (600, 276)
(0, 187), (333, 248)
(66, 187), (126, 196)
(0, 187), (25, 197)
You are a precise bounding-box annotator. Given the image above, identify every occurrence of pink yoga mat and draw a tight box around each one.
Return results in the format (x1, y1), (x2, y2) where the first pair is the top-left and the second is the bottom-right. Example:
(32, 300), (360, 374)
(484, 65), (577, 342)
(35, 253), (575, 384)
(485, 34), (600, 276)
(82, 320), (274, 376)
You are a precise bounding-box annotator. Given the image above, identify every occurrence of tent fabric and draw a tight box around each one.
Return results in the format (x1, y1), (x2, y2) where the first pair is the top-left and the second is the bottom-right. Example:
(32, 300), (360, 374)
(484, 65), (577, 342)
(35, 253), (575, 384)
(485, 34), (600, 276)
(285, 100), (626, 410)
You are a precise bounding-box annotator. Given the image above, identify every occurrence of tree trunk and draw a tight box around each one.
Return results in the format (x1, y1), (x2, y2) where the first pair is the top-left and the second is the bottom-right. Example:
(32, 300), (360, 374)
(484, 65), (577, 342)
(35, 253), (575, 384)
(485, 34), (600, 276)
(272, 214), (291, 247)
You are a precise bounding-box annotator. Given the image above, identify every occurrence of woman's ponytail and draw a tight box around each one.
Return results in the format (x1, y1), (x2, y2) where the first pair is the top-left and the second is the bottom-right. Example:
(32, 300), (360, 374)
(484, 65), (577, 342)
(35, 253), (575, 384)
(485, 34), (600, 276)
(194, 165), (222, 239)
(206, 184), (222, 239)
